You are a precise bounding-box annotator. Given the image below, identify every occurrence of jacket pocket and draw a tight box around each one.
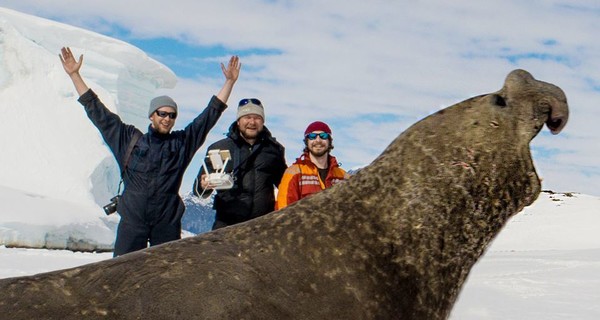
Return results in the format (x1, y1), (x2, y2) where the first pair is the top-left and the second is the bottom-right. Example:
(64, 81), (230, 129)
(129, 146), (151, 173)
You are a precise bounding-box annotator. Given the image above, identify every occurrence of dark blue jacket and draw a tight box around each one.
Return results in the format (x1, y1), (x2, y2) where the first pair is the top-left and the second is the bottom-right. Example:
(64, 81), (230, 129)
(79, 89), (227, 224)
(194, 122), (287, 226)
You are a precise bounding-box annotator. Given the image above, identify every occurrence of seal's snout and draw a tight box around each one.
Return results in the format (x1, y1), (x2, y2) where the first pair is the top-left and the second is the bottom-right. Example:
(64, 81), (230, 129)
(544, 92), (569, 135)
(547, 116), (566, 134)
(506, 69), (569, 135)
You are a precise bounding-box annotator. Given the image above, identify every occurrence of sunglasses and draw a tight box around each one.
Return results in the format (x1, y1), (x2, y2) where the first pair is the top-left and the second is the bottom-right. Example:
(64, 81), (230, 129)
(305, 132), (331, 140)
(155, 110), (177, 119)
(239, 98), (262, 107)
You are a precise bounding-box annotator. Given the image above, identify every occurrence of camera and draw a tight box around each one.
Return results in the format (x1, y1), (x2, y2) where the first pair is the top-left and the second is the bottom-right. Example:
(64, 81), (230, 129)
(103, 195), (121, 215)
(204, 149), (233, 190)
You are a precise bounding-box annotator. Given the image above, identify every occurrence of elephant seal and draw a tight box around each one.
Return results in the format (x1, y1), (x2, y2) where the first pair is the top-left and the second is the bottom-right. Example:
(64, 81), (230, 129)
(0, 69), (568, 319)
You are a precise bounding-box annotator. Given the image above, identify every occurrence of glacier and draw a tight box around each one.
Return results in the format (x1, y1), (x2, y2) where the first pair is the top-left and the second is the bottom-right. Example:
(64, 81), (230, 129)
(0, 7), (188, 251)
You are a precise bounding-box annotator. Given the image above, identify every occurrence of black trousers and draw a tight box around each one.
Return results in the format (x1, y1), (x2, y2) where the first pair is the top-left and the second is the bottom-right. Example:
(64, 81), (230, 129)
(113, 215), (181, 257)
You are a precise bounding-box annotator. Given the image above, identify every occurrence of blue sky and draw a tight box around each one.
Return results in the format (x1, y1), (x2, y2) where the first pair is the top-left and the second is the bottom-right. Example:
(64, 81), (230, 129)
(130, 38), (229, 78)
(1, 0), (599, 196)
(129, 37), (282, 79)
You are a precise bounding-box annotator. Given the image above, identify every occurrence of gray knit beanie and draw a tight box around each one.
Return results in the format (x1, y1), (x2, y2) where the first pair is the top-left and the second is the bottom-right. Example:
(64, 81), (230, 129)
(237, 99), (265, 120)
(149, 95), (178, 118)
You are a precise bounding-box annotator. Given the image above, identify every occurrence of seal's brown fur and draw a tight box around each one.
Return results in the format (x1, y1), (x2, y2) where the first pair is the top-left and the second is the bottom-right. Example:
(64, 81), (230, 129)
(0, 69), (568, 319)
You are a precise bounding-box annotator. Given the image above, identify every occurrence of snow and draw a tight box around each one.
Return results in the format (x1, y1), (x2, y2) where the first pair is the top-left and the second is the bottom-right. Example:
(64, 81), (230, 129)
(0, 185), (115, 251)
(0, 246), (112, 279)
(1, 8), (599, 319)
(450, 192), (600, 319)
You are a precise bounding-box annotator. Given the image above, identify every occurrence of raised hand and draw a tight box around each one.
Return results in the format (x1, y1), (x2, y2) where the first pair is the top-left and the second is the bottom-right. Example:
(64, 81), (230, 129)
(59, 47), (83, 76)
(216, 56), (241, 104)
(59, 46), (89, 96)
(221, 56), (241, 82)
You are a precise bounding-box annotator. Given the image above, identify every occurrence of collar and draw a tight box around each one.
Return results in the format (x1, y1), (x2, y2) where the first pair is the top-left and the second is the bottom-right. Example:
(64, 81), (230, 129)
(295, 152), (339, 168)
(148, 124), (170, 139)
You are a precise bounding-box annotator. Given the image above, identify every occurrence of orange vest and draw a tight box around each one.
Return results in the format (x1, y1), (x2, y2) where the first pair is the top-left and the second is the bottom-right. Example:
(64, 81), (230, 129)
(276, 153), (348, 210)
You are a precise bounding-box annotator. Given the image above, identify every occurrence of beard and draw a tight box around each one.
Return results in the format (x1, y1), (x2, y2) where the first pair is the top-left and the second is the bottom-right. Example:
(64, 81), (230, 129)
(240, 127), (260, 140)
(156, 125), (172, 134)
(308, 144), (329, 157)
(152, 122), (173, 134)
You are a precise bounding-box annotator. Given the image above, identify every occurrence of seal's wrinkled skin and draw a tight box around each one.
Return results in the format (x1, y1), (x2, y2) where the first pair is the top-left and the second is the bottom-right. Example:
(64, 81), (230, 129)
(0, 69), (568, 319)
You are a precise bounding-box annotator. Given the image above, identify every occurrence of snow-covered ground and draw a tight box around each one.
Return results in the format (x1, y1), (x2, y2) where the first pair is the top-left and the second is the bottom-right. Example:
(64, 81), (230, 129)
(451, 192), (600, 319)
(1, 192), (599, 319)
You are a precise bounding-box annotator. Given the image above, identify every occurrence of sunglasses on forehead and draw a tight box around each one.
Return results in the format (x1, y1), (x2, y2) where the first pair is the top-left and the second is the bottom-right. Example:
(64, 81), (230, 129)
(305, 132), (331, 140)
(239, 98), (262, 107)
(155, 110), (177, 119)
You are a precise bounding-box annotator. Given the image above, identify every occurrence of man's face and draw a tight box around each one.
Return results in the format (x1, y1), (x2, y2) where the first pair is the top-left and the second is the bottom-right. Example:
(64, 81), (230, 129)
(237, 114), (264, 140)
(306, 131), (331, 157)
(150, 106), (176, 134)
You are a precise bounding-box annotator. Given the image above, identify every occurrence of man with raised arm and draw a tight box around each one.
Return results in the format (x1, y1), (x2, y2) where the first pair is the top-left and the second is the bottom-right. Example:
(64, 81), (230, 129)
(60, 47), (241, 256)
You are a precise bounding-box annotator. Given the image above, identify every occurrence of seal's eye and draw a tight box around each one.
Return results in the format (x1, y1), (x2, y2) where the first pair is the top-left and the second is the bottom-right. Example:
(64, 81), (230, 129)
(493, 95), (507, 107)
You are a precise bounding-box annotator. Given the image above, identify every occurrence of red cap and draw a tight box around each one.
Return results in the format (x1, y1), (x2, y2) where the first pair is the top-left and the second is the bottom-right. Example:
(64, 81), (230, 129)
(304, 121), (332, 135)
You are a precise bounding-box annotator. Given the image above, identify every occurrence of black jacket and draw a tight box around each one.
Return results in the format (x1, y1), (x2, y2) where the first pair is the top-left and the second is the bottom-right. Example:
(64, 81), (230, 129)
(79, 89), (227, 225)
(194, 122), (287, 226)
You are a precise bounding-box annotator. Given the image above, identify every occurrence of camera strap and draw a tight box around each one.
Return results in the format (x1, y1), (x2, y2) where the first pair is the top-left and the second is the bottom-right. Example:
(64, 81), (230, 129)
(232, 141), (264, 176)
(117, 131), (143, 194)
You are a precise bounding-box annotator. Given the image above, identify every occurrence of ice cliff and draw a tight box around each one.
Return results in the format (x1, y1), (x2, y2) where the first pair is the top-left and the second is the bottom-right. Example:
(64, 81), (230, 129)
(0, 7), (180, 250)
